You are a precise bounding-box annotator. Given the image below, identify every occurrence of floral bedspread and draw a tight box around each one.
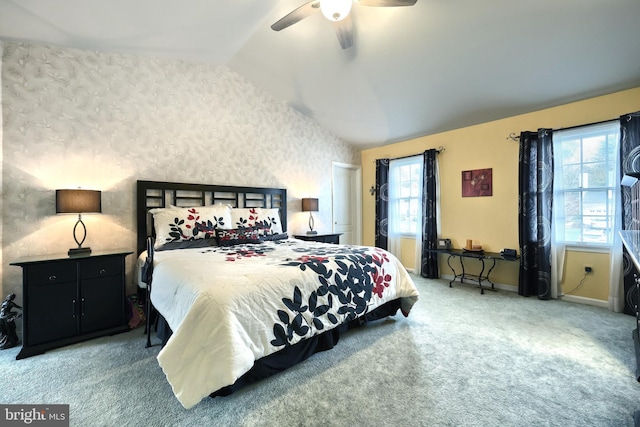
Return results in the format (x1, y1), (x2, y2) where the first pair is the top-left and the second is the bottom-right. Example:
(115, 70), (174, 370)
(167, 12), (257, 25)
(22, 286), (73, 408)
(151, 238), (419, 408)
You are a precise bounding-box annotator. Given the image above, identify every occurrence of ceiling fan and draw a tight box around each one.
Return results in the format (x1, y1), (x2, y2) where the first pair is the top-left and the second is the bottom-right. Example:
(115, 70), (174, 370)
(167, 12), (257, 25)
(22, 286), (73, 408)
(271, 0), (417, 49)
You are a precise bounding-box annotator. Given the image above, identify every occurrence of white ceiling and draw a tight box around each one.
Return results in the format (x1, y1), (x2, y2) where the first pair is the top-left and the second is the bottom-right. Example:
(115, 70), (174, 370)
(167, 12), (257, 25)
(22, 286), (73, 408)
(1, 0), (639, 149)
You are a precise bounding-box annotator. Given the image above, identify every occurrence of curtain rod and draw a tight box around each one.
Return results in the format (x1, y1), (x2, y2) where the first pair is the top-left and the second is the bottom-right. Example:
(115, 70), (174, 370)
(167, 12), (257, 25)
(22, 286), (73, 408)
(375, 146), (445, 162)
(507, 118), (621, 142)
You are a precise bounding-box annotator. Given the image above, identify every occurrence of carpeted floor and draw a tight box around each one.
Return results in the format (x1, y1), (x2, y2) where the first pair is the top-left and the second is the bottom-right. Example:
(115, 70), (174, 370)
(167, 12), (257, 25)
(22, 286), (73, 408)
(1, 275), (639, 427)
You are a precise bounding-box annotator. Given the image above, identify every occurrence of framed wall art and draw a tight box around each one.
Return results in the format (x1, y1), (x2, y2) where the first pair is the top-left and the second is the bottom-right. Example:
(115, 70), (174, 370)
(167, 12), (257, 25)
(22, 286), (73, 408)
(462, 168), (492, 197)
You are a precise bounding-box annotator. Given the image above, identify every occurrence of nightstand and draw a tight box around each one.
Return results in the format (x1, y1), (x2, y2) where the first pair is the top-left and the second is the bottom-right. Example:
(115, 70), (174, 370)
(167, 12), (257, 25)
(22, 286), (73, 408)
(293, 233), (342, 244)
(10, 249), (132, 359)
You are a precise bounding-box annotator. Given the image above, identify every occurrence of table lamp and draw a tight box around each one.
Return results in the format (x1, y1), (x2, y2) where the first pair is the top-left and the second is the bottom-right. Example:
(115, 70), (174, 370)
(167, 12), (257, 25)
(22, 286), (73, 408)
(56, 189), (102, 256)
(301, 198), (318, 235)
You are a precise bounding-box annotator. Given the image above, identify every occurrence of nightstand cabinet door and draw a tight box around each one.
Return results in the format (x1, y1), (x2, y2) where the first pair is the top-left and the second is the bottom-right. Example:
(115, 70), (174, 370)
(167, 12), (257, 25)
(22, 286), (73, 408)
(294, 233), (342, 244)
(26, 261), (78, 345)
(322, 234), (340, 244)
(79, 256), (126, 333)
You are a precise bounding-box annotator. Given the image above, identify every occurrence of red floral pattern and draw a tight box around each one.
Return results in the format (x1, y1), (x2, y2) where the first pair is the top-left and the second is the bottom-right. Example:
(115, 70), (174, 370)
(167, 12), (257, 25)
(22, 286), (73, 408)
(225, 249), (266, 262)
(372, 269), (392, 298)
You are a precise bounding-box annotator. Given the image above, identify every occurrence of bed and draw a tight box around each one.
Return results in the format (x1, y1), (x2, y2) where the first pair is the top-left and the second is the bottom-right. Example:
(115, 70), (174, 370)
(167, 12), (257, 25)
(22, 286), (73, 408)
(136, 180), (419, 409)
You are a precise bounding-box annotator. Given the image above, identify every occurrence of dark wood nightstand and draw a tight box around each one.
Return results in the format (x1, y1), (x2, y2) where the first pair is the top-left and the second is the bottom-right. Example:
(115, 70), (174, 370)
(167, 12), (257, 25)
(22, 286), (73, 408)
(293, 233), (342, 244)
(10, 249), (132, 359)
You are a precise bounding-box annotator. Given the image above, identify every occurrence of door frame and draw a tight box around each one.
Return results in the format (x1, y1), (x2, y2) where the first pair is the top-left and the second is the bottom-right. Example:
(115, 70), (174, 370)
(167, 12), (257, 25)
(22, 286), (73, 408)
(331, 162), (362, 245)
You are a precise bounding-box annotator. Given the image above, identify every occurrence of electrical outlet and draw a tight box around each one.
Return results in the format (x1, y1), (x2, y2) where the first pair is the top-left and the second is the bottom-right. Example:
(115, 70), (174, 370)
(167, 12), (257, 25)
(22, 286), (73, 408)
(584, 265), (593, 273)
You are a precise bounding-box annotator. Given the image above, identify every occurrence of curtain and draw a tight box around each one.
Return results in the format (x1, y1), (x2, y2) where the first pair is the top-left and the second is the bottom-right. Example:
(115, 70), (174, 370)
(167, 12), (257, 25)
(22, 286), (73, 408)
(620, 112), (640, 314)
(420, 149), (439, 278)
(386, 159), (402, 258)
(609, 160), (623, 312)
(518, 129), (554, 299)
(374, 159), (390, 249)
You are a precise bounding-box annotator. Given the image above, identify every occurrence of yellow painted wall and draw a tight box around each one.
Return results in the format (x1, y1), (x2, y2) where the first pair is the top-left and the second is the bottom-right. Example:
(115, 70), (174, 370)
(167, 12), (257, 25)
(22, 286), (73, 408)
(399, 237), (417, 270)
(561, 250), (610, 301)
(361, 87), (640, 301)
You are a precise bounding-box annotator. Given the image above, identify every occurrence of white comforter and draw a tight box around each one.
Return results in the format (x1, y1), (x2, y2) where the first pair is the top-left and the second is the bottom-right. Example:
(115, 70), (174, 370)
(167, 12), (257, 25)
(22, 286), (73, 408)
(150, 238), (419, 408)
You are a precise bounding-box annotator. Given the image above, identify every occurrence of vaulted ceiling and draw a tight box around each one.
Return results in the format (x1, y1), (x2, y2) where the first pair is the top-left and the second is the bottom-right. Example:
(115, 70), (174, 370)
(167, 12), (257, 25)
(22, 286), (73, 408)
(1, 0), (639, 148)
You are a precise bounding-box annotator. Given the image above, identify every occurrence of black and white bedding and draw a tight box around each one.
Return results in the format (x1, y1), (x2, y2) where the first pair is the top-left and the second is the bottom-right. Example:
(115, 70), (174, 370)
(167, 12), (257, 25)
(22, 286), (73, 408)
(136, 182), (419, 409)
(147, 238), (419, 408)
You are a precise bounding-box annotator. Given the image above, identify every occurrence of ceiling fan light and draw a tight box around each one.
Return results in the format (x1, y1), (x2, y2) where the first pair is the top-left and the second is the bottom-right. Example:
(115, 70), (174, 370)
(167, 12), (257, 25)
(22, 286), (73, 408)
(320, 0), (352, 21)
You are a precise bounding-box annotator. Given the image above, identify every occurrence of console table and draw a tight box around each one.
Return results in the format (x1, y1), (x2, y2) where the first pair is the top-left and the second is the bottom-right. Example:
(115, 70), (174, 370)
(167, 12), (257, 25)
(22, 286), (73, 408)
(430, 249), (519, 294)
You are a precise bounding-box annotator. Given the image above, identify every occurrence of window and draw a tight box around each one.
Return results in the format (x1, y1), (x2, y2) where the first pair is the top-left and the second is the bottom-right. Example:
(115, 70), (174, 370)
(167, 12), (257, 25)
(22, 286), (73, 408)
(389, 156), (422, 235)
(553, 121), (619, 246)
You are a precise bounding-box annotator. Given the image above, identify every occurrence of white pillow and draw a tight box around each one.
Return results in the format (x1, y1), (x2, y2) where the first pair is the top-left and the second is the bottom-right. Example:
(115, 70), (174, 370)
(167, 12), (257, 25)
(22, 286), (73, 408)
(261, 208), (284, 234)
(230, 207), (263, 229)
(150, 204), (232, 248)
(230, 207), (283, 235)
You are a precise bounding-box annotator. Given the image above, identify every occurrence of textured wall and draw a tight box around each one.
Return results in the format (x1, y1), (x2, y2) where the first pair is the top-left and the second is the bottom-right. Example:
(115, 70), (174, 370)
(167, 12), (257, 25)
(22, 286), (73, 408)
(1, 42), (357, 297)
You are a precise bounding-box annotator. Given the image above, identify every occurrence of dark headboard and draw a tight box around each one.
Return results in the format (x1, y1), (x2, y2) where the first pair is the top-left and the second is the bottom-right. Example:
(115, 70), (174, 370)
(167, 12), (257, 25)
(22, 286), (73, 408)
(136, 180), (287, 255)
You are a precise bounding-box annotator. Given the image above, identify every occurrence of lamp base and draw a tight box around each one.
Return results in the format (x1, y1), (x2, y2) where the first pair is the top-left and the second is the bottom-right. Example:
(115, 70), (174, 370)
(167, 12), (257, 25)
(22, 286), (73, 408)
(68, 247), (92, 257)
(306, 231), (318, 235)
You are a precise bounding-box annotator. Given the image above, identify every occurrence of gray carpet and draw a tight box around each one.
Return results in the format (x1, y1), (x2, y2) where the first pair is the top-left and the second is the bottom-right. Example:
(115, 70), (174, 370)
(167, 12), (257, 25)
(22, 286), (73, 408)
(1, 275), (639, 427)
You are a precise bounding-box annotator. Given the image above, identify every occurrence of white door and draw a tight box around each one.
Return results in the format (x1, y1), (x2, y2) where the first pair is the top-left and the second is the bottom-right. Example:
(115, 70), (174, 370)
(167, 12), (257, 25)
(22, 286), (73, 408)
(331, 163), (362, 245)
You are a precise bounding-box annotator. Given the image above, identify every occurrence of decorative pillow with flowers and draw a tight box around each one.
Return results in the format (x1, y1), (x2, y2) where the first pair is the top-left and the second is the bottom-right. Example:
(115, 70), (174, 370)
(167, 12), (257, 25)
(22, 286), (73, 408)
(260, 208), (284, 235)
(231, 207), (283, 236)
(216, 227), (261, 246)
(150, 204), (232, 249)
(230, 207), (262, 229)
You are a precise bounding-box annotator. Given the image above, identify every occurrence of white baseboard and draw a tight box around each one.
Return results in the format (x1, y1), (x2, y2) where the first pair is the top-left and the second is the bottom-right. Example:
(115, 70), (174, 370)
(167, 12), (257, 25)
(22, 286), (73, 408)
(439, 274), (608, 308)
(559, 294), (609, 309)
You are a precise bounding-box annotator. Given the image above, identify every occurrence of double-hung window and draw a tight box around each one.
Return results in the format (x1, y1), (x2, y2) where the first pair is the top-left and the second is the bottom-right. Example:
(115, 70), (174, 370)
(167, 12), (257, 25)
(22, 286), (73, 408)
(552, 121), (620, 247)
(388, 156), (423, 236)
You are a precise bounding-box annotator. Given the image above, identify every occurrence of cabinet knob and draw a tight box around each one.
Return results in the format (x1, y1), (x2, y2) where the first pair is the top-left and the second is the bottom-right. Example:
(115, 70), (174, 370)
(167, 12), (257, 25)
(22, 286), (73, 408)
(49, 275), (57, 281)
(99, 269), (106, 275)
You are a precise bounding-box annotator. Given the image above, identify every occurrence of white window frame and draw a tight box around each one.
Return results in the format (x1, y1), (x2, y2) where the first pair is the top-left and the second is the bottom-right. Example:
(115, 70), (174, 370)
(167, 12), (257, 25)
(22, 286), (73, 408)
(388, 156), (423, 237)
(552, 121), (619, 248)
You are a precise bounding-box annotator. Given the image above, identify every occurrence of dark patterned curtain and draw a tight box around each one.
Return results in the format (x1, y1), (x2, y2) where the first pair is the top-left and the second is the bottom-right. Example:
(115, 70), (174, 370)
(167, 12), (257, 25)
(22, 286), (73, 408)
(518, 129), (554, 299)
(374, 159), (390, 249)
(620, 112), (640, 314)
(420, 149), (439, 278)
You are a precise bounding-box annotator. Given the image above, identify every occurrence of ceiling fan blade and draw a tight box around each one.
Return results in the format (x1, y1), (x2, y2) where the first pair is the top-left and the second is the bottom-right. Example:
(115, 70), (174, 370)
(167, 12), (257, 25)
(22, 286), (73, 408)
(357, 0), (417, 6)
(271, 0), (321, 31)
(333, 15), (354, 49)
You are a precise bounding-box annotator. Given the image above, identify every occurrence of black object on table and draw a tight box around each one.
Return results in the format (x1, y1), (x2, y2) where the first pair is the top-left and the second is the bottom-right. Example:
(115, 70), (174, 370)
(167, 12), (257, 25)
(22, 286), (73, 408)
(429, 248), (519, 294)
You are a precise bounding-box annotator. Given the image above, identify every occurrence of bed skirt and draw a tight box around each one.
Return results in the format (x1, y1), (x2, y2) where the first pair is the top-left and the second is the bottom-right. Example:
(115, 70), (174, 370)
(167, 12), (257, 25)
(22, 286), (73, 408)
(155, 299), (402, 398)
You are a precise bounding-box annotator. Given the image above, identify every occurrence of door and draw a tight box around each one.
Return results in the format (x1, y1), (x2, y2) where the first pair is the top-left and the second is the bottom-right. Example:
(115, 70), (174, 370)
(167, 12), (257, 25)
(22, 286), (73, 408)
(332, 163), (362, 245)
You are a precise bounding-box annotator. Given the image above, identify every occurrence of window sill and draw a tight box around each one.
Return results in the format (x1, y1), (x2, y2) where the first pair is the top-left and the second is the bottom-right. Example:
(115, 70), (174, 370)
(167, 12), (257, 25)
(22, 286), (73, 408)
(563, 244), (611, 254)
